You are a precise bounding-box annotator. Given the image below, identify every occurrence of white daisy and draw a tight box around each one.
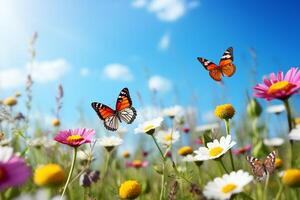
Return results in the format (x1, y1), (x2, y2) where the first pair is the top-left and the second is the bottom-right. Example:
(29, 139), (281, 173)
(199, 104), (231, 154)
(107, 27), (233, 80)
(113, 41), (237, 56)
(77, 149), (94, 162)
(195, 123), (220, 132)
(0, 146), (13, 162)
(97, 136), (123, 147)
(162, 105), (183, 118)
(194, 135), (236, 160)
(155, 129), (180, 146)
(263, 137), (284, 147)
(134, 117), (164, 135)
(203, 170), (253, 200)
(289, 126), (300, 141)
(266, 104), (285, 114)
(28, 137), (57, 148)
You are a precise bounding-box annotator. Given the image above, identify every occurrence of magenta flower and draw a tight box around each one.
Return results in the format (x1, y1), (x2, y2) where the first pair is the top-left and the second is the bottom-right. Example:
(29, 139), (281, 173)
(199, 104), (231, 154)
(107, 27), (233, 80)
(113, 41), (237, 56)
(232, 144), (251, 155)
(253, 67), (300, 101)
(125, 160), (149, 169)
(54, 128), (95, 147)
(0, 147), (31, 191)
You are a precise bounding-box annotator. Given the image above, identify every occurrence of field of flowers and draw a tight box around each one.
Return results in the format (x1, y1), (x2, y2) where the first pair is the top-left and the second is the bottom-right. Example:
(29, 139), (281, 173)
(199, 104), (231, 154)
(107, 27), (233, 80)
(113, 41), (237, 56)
(1, 36), (300, 200)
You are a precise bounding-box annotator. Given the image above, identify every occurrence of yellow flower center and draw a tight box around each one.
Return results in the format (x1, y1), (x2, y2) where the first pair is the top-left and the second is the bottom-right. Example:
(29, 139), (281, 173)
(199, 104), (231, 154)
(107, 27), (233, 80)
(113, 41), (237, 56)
(209, 146), (224, 157)
(221, 183), (237, 193)
(143, 124), (155, 133)
(66, 135), (84, 142)
(0, 167), (7, 181)
(268, 81), (295, 94)
(164, 134), (173, 142)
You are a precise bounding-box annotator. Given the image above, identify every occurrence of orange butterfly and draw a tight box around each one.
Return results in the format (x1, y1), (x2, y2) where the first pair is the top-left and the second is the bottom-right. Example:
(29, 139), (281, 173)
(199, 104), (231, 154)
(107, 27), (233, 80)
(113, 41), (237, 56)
(197, 47), (236, 81)
(91, 88), (137, 131)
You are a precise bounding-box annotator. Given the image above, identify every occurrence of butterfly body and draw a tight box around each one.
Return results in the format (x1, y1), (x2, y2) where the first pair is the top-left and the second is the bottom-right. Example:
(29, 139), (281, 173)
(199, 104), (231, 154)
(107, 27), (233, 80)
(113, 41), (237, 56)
(197, 47), (236, 81)
(91, 88), (137, 131)
(246, 151), (276, 181)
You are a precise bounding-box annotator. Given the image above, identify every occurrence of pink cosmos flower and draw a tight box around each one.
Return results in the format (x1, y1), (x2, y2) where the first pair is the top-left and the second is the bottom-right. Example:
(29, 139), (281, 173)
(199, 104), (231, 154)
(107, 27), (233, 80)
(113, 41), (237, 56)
(253, 67), (300, 101)
(54, 128), (95, 147)
(0, 147), (31, 191)
(125, 160), (149, 169)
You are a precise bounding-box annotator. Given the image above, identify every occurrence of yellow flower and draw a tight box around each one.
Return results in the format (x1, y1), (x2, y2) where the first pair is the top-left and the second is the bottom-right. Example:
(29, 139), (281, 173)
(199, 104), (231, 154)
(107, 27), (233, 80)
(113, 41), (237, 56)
(3, 96), (17, 107)
(123, 151), (130, 158)
(14, 91), (21, 98)
(51, 118), (61, 127)
(119, 180), (141, 199)
(282, 169), (300, 187)
(275, 158), (283, 169)
(214, 104), (235, 120)
(34, 164), (65, 186)
(295, 117), (300, 126)
(177, 146), (193, 156)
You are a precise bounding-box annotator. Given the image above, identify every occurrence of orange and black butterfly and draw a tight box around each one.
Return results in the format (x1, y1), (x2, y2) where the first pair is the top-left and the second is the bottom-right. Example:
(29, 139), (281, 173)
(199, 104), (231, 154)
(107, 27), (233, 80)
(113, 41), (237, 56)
(91, 88), (137, 131)
(246, 151), (276, 181)
(197, 47), (236, 81)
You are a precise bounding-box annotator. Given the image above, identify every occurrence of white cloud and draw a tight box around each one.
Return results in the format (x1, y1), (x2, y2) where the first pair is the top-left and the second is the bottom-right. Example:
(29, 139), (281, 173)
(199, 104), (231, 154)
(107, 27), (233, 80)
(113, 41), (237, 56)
(158, 33), (170, 51)
(80, 67), (90, 77)
(148, 75), (172, 92)
(27, 59), (70, 83)
(132, 0), (148, 8)
(0, 58), (70, 90)
(132, 0), (199, 22)
(103, 63), (133, 81)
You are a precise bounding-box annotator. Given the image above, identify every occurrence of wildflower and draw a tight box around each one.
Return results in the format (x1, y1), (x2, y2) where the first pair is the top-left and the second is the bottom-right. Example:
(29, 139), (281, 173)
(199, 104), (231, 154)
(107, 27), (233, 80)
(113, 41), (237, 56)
(126, 160), (148, 169)
(177, 146), (193, 156)
(247, 98), (262, 118)
(34, 164), (65, 186)
(0, 147), (31, 191)
(194, 138), (203, 145)
(195, 123), (220, 132)
(214, 104), (235, 120)
(295, 117), (300, 126)
(232, 144), (251, 155)
(182, 155), (203, 166)
(288, 126), (300, 140)
(51, 118), (60, 127)
(163, 105), (183, 119)
(134, 117), (163, 135)
(266, 104), (285, 114)
(263, 137), (284, 147)
(3, 96), (17, 107)
(119, 180), (142, 199)
(182, 127), (190, 134)
(79, 170), (100, 187)
(122, 151), (131, 158)
(275, 158), (283, 169)
(97, 136), (123, 152)
(194, 135), (236, 161)
(203, 170), (253, 200)
(282, 169), (300, 187)
(142, 150), (149, 157)
(253, 67), (300, 101)
(155, 129), (180, 146)
(54, 128), (95, 147)
(14, 92), (21, 98)
(77, 150), (94, 164)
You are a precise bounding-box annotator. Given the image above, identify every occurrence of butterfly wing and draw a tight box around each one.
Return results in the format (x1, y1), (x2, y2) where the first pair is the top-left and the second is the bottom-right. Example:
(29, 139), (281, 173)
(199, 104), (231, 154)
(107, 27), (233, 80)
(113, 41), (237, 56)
(246, 156), (266, 180)
(91, 102), (119, 131)
(197, 57), (222, 81)
(115, 88), (137, 124)
(264, 151), (276, 175)
(219, 47), (236, 77)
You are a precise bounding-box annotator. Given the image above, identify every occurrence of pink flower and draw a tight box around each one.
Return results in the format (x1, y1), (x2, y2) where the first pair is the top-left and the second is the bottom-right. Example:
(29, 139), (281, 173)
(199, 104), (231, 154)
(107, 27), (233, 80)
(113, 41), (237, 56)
(0, 147), (31, 191)
(232, 144), (251, 155)
(125, 160), (148, 169)
(54, 128), (95, 147)
(253, 67), (300, 101)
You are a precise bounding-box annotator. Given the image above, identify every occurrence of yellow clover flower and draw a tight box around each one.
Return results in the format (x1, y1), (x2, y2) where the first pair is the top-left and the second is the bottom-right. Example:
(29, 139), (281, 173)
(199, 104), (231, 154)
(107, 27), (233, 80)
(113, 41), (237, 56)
(34, 164), (65, 186)
(119, 180), (141, 199)
(214, 104), (235, 120)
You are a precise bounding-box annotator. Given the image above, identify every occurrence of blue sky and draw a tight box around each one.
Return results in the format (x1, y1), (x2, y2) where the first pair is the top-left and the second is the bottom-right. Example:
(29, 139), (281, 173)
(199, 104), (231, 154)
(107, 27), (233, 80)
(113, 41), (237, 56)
(0, 0), (299, 131)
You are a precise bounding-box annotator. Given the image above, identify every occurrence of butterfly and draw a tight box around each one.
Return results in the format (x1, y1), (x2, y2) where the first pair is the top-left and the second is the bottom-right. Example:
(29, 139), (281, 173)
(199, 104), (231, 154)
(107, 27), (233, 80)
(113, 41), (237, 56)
(91, 88), (137, 131)
(197, 47), (236, 81)
(246, 151), (276, 181)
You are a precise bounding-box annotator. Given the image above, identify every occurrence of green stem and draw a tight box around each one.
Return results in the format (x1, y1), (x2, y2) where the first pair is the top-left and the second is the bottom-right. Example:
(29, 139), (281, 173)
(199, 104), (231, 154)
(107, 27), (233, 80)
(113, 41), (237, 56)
(224, 119), (235, 171)
(159, 163), (165, 200)
(283, 99), (294, 167)
(151, 135), (165, 161)
(103, 151), (111, 177)
(275, 183), (283, 200)
(218, 159), (229, 173)
(60, 147), (77, 200)
(263, 173), (270, 200)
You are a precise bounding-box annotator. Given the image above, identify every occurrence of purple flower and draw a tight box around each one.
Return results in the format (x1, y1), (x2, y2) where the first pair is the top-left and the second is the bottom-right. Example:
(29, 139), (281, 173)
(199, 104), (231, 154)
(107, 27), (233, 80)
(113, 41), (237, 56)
(0, 147), (31, 191)
(54, 128), (95, 147)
